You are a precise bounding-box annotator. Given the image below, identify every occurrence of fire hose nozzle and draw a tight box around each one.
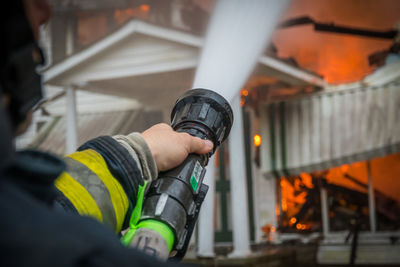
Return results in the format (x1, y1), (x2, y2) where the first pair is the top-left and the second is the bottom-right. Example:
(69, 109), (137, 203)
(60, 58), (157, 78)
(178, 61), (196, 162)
(133, 89), (233, 260)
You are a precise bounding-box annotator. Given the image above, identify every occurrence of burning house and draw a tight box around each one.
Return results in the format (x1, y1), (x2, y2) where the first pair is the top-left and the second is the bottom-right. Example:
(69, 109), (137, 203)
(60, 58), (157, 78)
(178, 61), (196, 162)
(249, 62), (400, 264)
(237, 1), (400, 264)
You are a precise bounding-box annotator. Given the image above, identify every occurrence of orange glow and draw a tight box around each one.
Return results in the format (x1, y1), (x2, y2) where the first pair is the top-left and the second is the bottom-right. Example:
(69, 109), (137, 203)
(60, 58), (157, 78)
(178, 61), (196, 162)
(240, 89), (248, 107)
(280, 175), (315, 230)
(282, 198), (287, 211)
(275, 204), (281, 216)
(114, 6), (149, 25)
(325, 163), (369, 194)
(261, 224), (271, 234)
(140, 4), (150, 12)
(340, 164), (349, 173)
(371, 153), (400, 203)
(300, 172), (314, 188)
(271, 226), (276, 232)
(273, 0), (399, 83)
(254, 134), (262, 147)
(352, 162), (362, 168)
(280, 178), (305, 216)
(278, 152), (400, 233)
(295, 223), (307, 230)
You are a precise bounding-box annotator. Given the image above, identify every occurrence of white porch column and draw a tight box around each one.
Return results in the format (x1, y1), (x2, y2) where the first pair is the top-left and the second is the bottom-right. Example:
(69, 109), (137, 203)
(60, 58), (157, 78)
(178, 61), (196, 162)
(197, 156), (216, 257)
(320, 188), (330, 236)
(228, 95), (251, 258)
(65, 17), (74, 56)
(367, 161), (377, 233)
(66, 86), (78, 154)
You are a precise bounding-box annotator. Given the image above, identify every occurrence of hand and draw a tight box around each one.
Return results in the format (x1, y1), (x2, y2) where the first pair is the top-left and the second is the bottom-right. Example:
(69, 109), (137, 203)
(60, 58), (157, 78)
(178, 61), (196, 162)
(141, 123), (214, 172)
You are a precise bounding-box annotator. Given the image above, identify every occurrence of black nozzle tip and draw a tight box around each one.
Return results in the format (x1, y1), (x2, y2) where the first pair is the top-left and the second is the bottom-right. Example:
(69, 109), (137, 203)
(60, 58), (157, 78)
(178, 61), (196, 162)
(171, 88), (233, 148)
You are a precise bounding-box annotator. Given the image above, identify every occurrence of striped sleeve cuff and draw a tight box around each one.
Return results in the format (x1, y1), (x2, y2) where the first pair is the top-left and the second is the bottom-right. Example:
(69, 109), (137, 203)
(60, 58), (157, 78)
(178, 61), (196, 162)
(112, 133), (158, 182)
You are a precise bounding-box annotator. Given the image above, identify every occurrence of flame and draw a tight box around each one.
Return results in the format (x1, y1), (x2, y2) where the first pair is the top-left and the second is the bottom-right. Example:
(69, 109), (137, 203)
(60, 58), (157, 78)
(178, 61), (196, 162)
(140, 4), (150, 12)
(274, 0), (399, 83)
(240, 88), (248, 106)
(240, 98), (245, 107)
(282, 197), (288, 212)
(300, 172), (314, 188)
(278, 153), (400, 233)
(114, 6), (150, 25)
(275, 203), (281, 216)
(325, 162), (369, 193)
(279, 174), (320, 231)
(241, 89), (249, 96)
(340, 164), (349, 173)
(254, 134), (262, 147)
(280, 177), (309, 221)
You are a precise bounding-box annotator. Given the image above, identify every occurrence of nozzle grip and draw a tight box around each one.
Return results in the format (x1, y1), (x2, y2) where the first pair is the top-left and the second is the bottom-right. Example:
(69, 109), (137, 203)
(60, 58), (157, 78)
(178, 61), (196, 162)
(138, 154), (208, 258)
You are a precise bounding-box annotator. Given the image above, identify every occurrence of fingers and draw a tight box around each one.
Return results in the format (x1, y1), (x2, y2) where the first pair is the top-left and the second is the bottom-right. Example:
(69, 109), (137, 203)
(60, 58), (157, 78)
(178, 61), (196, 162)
(154, 123), (213, 154)
(181, 133), (213, 154)
(141, 123), (214, 171)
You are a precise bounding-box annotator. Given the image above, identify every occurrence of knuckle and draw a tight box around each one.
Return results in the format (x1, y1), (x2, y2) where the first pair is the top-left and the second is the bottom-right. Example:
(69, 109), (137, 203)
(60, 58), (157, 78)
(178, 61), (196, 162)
(180, 132), (191, 142)
(157, 123), (171, 129)
(179, 133), (192, 149)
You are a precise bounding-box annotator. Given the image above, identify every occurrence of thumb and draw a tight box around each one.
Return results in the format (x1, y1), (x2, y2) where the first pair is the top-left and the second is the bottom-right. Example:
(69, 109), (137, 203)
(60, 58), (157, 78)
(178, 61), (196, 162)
(187, 136), (214, 154)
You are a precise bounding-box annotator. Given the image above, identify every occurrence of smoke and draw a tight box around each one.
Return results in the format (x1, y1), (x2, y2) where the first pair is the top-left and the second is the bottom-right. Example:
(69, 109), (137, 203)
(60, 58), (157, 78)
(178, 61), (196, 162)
(193, 0), (289, 101)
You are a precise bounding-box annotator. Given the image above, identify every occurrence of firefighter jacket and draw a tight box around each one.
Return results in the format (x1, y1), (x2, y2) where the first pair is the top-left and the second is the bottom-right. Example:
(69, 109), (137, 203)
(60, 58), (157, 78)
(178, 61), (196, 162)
(55, 133), (158, 233)
(0, 133), (178, 267)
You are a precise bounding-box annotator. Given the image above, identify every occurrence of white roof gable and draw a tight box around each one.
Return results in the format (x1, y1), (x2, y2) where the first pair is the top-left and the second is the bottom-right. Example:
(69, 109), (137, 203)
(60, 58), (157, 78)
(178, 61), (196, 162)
(44, 21), (202, 85)
(43, 20), (325, 109)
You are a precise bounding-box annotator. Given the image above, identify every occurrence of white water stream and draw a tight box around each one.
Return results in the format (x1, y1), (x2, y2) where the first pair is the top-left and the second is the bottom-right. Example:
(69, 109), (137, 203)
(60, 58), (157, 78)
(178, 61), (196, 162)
(192, 0), (289, 102)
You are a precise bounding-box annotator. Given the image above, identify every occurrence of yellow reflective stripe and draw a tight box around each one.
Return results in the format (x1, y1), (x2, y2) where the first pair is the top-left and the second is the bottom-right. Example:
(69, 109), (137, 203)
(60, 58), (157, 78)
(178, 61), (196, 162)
(67, 149), (129, 232)
(55, 172), (103, 222)
(63, 157), (117, 230)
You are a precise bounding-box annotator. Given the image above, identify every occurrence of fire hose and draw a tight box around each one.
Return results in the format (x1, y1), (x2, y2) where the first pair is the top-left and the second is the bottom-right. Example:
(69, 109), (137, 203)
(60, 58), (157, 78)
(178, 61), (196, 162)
(121, 88), (233, 261)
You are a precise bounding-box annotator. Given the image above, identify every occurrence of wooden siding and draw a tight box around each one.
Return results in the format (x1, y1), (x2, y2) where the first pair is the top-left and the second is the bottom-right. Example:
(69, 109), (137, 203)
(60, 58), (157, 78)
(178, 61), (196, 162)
(260, 81), (400, 178)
